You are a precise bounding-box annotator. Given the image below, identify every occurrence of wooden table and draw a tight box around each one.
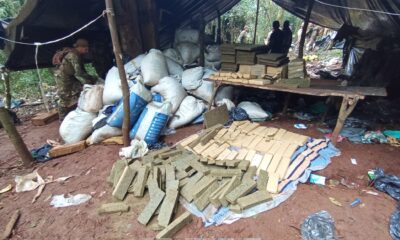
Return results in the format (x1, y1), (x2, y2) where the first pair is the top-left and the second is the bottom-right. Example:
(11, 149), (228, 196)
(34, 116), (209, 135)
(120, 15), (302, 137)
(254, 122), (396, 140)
(207, 79), (387, 145)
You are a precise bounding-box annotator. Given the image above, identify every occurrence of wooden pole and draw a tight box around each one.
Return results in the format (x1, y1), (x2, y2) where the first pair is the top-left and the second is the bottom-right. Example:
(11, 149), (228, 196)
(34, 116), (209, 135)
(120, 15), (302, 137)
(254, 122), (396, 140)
(253, 0), (260, 44)
(298, 0), (315, 59)
(199, 15), (205, 67)
(0, 108), (34, 167)
(105, 0), (131, 147)
(1, 209), (20, 240)
(217, 10), (222, 44)
(1, 67), (11, 109)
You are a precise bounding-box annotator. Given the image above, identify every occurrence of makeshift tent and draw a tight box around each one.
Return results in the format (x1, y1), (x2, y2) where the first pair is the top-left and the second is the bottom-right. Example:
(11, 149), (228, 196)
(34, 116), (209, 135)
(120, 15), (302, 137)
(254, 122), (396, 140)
(4, 0), (240, 71)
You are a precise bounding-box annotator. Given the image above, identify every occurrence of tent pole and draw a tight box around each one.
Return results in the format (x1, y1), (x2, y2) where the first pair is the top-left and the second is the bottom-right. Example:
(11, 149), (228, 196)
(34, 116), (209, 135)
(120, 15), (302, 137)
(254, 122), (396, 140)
(253, 0), (260, 44)
(217, 10), (222, 44)
(0, 107), (34, 167)
(199, 14), (205, 67)
(105, 0), (131, 147)
(298, 0), (315, 59)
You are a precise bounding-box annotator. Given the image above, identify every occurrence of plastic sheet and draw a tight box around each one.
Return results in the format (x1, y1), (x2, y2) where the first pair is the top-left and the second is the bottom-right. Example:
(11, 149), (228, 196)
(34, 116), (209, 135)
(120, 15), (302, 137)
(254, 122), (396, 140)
(374, 168), (400, 201)
(301, 211), (336, 240)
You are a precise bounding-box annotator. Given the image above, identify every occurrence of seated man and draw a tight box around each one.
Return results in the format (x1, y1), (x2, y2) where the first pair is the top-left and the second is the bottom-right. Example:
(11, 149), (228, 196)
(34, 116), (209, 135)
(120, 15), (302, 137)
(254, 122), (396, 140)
(265, 21), (284, 54)
(53, 38), (99, 120)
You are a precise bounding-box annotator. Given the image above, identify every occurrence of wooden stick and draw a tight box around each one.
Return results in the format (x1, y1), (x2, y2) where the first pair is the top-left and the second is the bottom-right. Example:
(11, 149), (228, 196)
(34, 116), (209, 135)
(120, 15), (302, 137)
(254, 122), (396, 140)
(0, 108), (34, 167)
(2, 210), (20, 240)
(105, 0), (131, 147)
(331, 96), (359, 145)
(298, 0), (315, 59)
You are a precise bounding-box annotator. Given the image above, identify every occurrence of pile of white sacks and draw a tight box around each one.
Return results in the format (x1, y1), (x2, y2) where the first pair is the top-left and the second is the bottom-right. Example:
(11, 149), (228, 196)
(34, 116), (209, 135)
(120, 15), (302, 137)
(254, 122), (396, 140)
(59, 28), (269, 146)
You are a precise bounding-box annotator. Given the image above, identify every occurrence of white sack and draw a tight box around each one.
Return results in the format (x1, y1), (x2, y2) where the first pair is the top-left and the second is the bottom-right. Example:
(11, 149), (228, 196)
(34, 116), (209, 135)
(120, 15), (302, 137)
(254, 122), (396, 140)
(217, 98), (235, 111)
(215, 86), (234, 103)
(78, 84), (104, 113)
(238, 101), (270, 119)
(168, 96), (206, 129)
(182, 67), (204, 90)
(130, 102), (172, 144)
(141, 49), (169, 86)
(176, 42), (200, 65)
(175, 28), (200, 45)
(163, 48), (184, 65)
(166, 57), (184, 78)
(90, 125), (122, 144)
(124, 54), (146, 75)
(103, 67), (122, 105)
(205, 45), (221, 62)
(151, 77), (187, 113)
(60, 108), (96, 144)
(189, 80), (214, 103)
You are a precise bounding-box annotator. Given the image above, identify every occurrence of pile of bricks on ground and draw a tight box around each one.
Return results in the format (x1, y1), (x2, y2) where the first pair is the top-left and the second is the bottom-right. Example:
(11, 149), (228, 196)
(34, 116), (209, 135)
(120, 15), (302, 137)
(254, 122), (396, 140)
(101, 121), (309, 238)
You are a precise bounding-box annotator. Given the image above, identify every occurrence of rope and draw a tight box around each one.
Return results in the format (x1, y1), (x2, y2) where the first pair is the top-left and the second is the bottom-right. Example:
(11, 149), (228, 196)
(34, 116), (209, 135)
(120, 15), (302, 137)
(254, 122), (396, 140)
(0, 10), (107, 112)
(0, 11), (107, 46)
(315, 0), (400, 16)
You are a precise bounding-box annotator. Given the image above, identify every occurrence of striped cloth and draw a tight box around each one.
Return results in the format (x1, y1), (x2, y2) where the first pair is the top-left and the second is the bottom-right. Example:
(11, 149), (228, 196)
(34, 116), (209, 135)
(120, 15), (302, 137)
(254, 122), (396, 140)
(278, 138), (334, 193)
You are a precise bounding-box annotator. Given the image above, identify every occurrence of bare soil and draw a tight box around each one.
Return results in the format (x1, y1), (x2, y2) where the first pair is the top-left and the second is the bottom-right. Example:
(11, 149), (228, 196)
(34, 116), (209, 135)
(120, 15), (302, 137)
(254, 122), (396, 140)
(0, 117), (399, 239)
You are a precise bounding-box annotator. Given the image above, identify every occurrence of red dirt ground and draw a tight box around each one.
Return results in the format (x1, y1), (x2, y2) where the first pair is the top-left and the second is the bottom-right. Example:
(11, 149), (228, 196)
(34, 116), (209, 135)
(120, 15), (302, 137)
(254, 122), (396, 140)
(0, 117), (399, 239)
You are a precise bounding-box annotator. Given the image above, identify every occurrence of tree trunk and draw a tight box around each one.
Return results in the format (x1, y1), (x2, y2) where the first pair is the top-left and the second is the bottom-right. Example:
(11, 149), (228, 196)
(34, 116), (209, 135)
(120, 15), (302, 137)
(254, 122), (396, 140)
(0, 108), (34, 167)
(105, 0), (131, 147)
(253, 0), (260, 44)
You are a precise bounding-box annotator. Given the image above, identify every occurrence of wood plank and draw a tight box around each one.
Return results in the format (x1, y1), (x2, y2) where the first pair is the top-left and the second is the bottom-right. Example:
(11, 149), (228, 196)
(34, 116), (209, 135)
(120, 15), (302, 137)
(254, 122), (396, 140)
(267, 154), (282, 174)
(31, 109), (59, 126)
(275, 156), (291, 180)
(48, 141), (86, 158)
(235, 148), (249, 161)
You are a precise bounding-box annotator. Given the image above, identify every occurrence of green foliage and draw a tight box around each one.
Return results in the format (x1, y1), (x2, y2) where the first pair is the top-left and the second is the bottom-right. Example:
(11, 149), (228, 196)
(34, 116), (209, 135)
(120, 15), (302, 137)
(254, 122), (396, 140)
(207, 0), (302, 44)
(0, 0), (24, 18)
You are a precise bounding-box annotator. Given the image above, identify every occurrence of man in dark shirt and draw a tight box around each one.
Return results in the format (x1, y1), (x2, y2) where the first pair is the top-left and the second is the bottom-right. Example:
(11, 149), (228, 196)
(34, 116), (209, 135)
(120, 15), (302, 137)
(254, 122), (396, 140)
(282, 20), (293, 54)
(265, 21), (284, 54)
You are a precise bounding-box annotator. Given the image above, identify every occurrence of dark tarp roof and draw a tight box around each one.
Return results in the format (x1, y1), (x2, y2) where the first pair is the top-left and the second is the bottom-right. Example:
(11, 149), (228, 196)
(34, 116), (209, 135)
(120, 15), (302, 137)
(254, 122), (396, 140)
(5, 0), (240, 70)
(272, 0), (400, 38)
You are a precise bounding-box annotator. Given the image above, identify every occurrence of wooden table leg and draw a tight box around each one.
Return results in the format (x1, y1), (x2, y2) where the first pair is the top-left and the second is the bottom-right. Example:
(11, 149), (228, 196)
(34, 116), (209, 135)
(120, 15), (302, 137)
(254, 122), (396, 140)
(282, 93), (291, 114)
(331, 96), (359, 145)
(207, 81), (222, 110)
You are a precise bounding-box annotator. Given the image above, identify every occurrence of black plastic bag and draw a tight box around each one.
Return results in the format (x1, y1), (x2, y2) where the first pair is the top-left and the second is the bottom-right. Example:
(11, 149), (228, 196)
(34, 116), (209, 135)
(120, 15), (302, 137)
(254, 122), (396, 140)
(374, 168), (400, 201)
(301, 211), (336, 240)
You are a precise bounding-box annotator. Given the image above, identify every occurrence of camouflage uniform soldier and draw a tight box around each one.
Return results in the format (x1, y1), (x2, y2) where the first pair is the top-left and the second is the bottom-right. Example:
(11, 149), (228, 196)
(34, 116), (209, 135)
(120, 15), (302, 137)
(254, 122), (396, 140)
(53, 39), (98, 120)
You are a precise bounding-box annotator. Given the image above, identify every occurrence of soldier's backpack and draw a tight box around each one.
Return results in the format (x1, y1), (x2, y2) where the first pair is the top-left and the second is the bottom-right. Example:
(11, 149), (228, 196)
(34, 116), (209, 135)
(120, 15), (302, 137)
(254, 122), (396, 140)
(52, 48), (73, 66)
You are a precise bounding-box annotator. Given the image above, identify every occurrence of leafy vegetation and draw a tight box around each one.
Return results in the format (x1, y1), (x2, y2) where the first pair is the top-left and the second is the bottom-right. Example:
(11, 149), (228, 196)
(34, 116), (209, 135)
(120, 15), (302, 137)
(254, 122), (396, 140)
(207, 0), (302, 44)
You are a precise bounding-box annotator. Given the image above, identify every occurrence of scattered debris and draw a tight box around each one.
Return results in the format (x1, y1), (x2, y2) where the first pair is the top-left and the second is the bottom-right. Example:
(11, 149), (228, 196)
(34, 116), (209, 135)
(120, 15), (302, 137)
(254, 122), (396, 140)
(2, 209), (20, 240)
(362, 190), (379, 196)
(301, 211), (336, 240)
(0, 184), (12, 194)
(294, 123), (308, 129)
(350, 198), (362, 208)
(328, 179), (340, 187)
(15, 170), (45, 193)
(50, 194), (92, 208)
(340, 178), (358, 189)
(373, 168), (400, 201)
(309, 174), (326, 186)
(329, 197), (342, 207)
(119, 139), (148, 159)
(350, 158), (358, 165)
